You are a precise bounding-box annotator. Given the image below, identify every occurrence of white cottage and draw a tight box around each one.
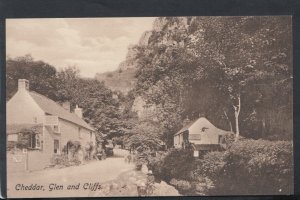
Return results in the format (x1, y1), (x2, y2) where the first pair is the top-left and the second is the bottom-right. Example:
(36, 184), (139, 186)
(7, 79), (96, 172)
(174, 117), (231, 154)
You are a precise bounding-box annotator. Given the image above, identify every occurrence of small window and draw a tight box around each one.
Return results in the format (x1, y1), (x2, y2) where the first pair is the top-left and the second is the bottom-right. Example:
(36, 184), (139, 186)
(218, 135), (224, 144)
(36, 134), (41, 148)
(33, 117), (38, 123)
(53, 125), (60, 133)
(29, 134), (41, 149)
(78, 127), (82, 138)
(53, 122), (60, 133)
(54, 139), (60, 154)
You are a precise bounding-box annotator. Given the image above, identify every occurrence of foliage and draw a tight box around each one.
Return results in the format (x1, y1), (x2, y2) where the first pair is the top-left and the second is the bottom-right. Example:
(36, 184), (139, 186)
(149, 139), (293, 195)
(169, 179), (192, 193)
(50, 154), (70, 167)
(148, 148), (195, 182)
(6, 57), (127, 143)
(124, 120), (163, 153)
(6, 55), (58, 101)
(211, 139), (294, 195)
(131, 16), (292, 143)
(50, 154), (80, 167)
(56, 67), (124, 139)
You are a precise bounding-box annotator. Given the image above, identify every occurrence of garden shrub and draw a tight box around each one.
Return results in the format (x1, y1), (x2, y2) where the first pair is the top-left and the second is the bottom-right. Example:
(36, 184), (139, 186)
(210, 139), (293, 195)
(148, 148), (195, 182)
(50, 154), (70, 167)
(148, 139), (293, 196)
(169, 179), (192, 193)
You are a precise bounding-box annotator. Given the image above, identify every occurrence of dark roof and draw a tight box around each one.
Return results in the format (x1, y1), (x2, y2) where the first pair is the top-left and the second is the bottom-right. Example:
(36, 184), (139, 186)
(29, 91), (94, 131)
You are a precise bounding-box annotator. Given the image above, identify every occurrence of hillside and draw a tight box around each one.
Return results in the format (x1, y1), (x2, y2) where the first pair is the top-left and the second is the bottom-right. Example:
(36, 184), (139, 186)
(95, 30), (153, 94)
(95, 68), (137, 94)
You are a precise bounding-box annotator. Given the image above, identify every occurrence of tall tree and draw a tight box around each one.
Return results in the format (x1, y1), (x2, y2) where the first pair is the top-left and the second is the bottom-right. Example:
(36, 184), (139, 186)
(6, 55), (58, 101)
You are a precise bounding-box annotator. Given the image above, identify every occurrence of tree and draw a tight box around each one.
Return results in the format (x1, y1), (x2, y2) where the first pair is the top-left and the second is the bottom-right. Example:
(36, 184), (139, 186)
(132, 16), (292, 143)
(6, 55), (58, 101)
(124, 120), (163, 152)
(56, 67), (125, 142)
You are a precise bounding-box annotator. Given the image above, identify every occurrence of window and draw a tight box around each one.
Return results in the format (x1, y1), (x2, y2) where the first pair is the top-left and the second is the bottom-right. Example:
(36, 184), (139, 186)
(189, 134), (201, 140)
(29, 134), (41, 149)
(33, 117), (38, 123)
(54, 139), (60, 154)
(78, 127), (82, 138)
(53, 123), (60, 133)
(218, 135), (224, 144)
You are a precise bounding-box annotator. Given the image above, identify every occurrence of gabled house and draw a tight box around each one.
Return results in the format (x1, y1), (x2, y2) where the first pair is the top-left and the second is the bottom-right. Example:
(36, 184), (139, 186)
(7, 79), (96, 172)
(174, 117), (231, 156)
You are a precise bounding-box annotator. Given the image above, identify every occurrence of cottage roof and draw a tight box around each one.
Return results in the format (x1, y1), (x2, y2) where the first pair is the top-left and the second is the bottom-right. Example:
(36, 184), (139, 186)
(174, 119), (198, 136)
(29, 91), (94, 131)
(174, 117), (230, 136)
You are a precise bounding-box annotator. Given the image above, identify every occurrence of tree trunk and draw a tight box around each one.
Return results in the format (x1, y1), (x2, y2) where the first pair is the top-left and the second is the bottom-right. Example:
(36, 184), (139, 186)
(233, 95), (241, 141)
(261, 118), (266, 139)
(223, 109), (233, 133)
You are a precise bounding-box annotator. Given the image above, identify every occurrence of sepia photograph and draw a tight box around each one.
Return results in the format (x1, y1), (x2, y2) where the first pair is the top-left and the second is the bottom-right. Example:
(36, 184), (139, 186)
(5, 16), (293, 197)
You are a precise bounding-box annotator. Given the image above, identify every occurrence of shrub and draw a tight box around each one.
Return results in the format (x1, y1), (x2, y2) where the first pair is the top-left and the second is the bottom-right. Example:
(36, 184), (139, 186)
(50, 154), (69, 167)
(210, 139), (293, 195)
(148, 148), (195, 182)
(148, 139), (293, 196)
(170, 179), (192, 193)
(135, 160), (143, 171)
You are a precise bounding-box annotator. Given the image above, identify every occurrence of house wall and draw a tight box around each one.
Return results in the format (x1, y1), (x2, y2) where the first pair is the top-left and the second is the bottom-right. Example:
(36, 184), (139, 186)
(7, 90), (48, 171)
(187, 119), (220, 145)
(7, 90), (45, 124)
(7, 90), (96, 172)
(25, 119), (95, 171)
(59, 119), (94, 152)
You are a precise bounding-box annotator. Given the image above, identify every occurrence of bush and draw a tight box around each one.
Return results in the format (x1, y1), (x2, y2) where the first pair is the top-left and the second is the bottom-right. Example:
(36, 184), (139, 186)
(148, 139), (293, 196)
(50, 154), (70, 167)
(213, 139), (293, 195)
(170, 179), (192, 193)
(148, 148), (195, 182)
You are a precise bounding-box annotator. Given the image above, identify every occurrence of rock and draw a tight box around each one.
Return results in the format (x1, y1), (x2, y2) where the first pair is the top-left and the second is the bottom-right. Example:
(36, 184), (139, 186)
(152, 181), (180, 196)
(141, 165), (149, 174)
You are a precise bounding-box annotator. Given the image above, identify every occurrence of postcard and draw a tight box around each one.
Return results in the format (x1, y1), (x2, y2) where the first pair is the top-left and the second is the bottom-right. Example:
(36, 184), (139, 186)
(5, 16), (293, 198)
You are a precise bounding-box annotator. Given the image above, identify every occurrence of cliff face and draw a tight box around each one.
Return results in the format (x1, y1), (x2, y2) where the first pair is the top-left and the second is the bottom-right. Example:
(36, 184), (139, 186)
(96, 17), (192, 116)
(95, 29), (153, 94)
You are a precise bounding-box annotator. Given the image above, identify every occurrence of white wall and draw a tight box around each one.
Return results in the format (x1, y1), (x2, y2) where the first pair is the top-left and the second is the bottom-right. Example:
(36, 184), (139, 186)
(188, 119), (219, 145)
(7, 90), (45, 124)
(59, 119), (94, 150)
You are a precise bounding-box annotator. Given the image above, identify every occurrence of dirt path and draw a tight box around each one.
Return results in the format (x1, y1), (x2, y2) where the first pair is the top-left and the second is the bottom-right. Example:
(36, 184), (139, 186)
(7, 157), (134, 198)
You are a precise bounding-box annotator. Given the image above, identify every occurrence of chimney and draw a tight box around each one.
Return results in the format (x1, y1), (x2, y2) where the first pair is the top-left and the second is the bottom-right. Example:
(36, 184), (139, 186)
(18, 79), (29, 91)
(61, 101), (71, 112)
(199, 113), (205, 118)
(74, 105), (83, 118)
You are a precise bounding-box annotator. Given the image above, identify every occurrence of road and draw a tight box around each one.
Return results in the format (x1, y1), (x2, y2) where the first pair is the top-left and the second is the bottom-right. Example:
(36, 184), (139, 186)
(7, 156), (134, 198)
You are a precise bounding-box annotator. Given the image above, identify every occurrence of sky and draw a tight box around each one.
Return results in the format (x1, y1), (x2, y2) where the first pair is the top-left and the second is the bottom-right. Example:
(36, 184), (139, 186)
(6, 17), (155, 77)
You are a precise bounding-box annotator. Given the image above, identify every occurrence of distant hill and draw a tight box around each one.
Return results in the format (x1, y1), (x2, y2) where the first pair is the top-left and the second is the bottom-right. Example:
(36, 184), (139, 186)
(95, 68), (137, 94)
(95, 31), (153, 94)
